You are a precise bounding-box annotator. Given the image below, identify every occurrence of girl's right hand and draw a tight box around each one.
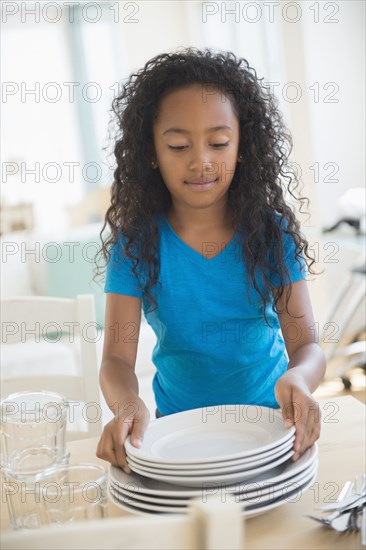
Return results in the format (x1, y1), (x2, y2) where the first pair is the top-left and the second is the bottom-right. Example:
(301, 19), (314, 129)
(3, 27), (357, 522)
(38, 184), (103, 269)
(96, 395), (150, 473)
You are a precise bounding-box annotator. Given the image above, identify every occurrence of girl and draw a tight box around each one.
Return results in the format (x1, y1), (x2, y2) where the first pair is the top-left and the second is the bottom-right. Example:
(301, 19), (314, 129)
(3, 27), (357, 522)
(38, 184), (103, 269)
(95, 48), (326, 474)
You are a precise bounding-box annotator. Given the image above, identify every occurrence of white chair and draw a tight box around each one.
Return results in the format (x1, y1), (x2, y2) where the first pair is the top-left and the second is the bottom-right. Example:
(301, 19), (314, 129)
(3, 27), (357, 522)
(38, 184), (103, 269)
(1, 495), (245, 550)
(0, 295), (102, 440)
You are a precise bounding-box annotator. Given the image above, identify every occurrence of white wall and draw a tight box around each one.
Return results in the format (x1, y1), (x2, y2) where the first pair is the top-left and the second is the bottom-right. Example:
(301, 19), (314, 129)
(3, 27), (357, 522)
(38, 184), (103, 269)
(278, 0), (365, 326)
(3, 1), (364, 230)
(286, 0), (365, 226)
(2, 0), (364, 329)
(113, 1), (191, 72)
(109, 0), (365, 230)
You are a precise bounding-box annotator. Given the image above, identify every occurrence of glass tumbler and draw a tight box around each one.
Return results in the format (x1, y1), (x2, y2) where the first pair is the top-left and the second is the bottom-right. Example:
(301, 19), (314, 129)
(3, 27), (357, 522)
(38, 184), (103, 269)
(0, 391), (68, 474)
(1, 463), (108, 530)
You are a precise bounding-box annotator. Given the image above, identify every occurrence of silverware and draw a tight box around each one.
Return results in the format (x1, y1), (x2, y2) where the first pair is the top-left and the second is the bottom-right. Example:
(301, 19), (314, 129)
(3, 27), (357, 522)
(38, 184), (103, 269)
(305, 504), (365, 531)
(304, 514), (330, 526)
(322, 480), (355, 526)
(331, 504), (364, 533)
(305, 475), (366, 534)
(355, 474), (366, 496)
(317, 474), (366, 513)
(330, 509), (354, 532)
(357, 477), (366, 546)
(339, 480), (355, 501)
(315, 493), (365, 513)
(305, 480), (355, 527)
(361, 507), (366, 546)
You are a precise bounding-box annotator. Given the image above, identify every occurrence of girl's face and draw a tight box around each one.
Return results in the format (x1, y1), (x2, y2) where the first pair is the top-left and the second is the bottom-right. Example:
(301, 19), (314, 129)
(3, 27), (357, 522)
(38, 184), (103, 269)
(152, 83), (240, 213)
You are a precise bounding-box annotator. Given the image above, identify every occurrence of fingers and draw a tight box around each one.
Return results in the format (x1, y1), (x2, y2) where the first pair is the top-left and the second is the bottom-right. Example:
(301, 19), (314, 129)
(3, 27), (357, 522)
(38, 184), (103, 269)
(95, 400), (151, 474)
(292, 400), (321, 461)
(96, 417), (133, 473)
(292, 399), (309, 458)
(96, 428), (121, 468)
(130, 407), (150, 448)
(275, 381), (294, 428)
(112, 417), (134, 473)
(283, 403), (295, 429)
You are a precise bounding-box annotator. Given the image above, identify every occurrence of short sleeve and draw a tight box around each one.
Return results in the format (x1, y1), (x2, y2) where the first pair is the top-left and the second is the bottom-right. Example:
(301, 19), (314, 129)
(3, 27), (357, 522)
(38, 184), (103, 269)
(104, 233), (144, 298)
(270, 217), (308, 288)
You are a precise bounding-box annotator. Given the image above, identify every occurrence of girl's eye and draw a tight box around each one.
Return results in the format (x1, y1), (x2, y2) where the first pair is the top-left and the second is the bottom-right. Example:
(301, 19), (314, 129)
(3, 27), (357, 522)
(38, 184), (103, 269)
(168, 143), (229, 151)
(212, 143), (229, 148)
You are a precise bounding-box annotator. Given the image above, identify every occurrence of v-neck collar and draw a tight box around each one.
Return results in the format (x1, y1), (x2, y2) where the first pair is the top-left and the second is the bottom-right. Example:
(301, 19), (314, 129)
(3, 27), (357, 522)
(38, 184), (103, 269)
(160, 211), (238, 265)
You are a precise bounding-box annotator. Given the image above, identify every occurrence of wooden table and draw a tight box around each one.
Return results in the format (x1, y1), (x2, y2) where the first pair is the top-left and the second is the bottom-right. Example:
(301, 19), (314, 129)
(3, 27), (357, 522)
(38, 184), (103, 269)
(1, 395), (365, 549)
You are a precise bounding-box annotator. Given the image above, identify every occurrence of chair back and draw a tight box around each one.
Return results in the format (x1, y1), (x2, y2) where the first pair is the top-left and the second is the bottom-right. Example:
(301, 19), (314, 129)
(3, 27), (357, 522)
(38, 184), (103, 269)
(1, 495), (245, 550)
(1, 295), (102, 440)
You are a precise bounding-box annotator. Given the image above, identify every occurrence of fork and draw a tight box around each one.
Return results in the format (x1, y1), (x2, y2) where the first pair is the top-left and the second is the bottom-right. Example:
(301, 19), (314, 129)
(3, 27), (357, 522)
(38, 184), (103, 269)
(348, 475), (366, 533)
(305, 480), (355, 527)
(306, 474), (366, 532)
(361, 507), (366, 546)
(315, 493), (366, 513)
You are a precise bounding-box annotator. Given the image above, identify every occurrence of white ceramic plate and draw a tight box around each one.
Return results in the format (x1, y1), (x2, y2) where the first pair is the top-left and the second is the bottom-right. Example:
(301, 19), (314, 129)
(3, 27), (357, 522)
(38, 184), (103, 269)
(126, 435), (295, 471)
(242, 471), (318, 518)
(109, 484), (187, 514)
(109, 443), (318, 498)
(237, 462), (318, 506)
(124, 405), (295, 464)
(108, 469), (318, 517)
(110, 461), (318, 507)
(120, 449), (294, 487)
(126, 446), (294, 479)
(126, 437), (295, 474)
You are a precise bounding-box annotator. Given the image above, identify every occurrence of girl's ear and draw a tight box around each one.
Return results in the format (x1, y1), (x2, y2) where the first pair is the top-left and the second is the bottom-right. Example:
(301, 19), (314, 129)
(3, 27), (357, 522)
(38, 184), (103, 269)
(147, 143), (158, 169)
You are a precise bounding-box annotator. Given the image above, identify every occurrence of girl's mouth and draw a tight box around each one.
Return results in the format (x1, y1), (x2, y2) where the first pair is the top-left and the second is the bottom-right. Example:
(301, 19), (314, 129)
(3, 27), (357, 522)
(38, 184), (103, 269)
(185, 178), (218, 191)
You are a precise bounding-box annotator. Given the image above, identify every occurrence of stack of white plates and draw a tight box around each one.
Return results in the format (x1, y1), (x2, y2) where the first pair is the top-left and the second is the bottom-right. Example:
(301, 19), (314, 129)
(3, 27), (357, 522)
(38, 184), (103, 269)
(108, 405), (318, 517)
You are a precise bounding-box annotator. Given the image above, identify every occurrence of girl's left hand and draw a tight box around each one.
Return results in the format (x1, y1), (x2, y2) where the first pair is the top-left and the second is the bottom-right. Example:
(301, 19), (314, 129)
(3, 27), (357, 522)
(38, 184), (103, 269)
(274, 369), (321, 461)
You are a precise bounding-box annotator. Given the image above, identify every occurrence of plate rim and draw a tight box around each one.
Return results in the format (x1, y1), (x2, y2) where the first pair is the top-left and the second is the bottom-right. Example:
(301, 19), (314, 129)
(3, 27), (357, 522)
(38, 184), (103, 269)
(241, 470), (318, 518)
(109, 443), (318, 498)
(126, 436), (295, 472)
(108, 467), (318, 516)
(128, 449), (295, 486)
(124, 406), (296, 464)
(127, 445), (292, 477)
(110, 461), (318, 506)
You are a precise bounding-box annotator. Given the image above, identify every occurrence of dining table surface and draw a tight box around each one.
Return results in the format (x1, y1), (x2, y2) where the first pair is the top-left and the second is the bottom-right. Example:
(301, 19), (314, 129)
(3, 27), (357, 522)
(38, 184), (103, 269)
(1, 394), (365, 549)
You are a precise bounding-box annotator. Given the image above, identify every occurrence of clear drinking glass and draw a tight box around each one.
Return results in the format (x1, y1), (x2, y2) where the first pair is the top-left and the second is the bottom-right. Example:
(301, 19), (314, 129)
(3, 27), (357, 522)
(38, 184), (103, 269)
(0, 391), (68, 474)
(2, 463), (108, 530)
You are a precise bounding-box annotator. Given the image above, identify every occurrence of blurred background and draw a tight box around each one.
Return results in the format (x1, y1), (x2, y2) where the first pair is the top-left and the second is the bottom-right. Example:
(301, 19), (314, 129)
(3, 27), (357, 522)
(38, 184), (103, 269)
(1, 0), (365, 418)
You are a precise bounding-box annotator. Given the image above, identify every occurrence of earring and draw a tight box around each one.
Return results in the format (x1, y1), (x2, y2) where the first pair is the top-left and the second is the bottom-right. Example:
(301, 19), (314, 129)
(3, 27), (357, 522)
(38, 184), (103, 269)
(151, 160), (156, 168)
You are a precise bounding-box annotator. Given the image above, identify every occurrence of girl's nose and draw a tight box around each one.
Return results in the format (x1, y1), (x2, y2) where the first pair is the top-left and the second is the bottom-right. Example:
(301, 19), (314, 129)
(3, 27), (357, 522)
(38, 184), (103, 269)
(187, 145), (216, 173)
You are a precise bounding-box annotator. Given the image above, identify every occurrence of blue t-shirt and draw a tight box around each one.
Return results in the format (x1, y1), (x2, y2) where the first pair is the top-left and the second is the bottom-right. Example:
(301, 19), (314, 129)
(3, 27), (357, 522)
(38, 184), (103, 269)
(104, 211), (307, 414)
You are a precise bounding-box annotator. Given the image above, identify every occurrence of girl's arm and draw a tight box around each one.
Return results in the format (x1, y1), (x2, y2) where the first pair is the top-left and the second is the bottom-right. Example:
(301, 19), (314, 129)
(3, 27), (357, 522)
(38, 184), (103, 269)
(97, 294), (150, 471)
(273, 279), (327, 461)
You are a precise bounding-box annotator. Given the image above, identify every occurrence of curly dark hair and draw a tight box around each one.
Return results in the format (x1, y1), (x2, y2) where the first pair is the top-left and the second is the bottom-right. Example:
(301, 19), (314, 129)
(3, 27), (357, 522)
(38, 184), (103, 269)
(94, 47), (317, 325)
